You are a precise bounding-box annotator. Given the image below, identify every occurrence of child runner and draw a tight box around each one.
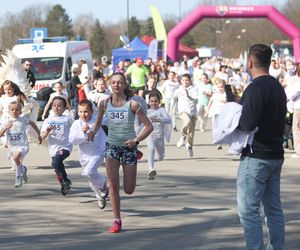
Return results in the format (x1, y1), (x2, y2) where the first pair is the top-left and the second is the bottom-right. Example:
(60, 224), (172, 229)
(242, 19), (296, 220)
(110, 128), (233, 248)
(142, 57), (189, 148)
(89, 72), (153, 233)
(87, 78), (111, 109)
(40, 96), (73, 196)
(173, 73), (198, 157)
(160, 71), (180, 131)
(144, 75), (163, 106)
(0, 80), (30, 169)
(146, 92), (171, 180)
(41, 82), (72, 120)
(205, 78), (227, 150)
(0, 101), (41, 187)
(69, 99), (109, 209)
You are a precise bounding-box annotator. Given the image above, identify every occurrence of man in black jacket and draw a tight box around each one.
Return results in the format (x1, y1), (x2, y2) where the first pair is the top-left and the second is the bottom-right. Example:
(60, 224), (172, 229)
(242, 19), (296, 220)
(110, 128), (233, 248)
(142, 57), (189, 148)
(237, 44), (286, 250)
(23, 60), (36, 88)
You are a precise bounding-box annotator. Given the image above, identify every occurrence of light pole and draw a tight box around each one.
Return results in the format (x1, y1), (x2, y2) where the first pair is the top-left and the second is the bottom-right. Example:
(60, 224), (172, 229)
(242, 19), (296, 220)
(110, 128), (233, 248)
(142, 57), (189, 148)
(179, 0), (182, 21)
(127, 0), (130, 37)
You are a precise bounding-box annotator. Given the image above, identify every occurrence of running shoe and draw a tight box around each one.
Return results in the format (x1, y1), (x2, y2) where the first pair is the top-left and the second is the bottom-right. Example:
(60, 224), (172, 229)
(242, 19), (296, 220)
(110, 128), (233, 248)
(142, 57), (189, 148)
(176, 136), (186, 148)
(15, 176), (23, 188)
(108, 219), (122, 233)
(148, 169), (157, 180)
(99, 182), (109, 199)
(97, 197), (106, 209)
(187, 146), (194, 157)
(61, 179), (72, 196)
(22, 166), (28, 184)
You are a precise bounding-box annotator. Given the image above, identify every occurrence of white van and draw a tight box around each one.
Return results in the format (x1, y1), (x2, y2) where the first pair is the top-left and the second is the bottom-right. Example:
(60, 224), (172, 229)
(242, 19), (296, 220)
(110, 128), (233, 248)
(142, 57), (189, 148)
(12, 37), (93, 97)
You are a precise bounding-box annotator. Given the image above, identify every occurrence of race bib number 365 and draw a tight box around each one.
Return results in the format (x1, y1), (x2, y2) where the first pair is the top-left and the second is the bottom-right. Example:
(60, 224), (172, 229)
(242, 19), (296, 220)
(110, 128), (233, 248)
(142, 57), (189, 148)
(49, 122), (64, 138)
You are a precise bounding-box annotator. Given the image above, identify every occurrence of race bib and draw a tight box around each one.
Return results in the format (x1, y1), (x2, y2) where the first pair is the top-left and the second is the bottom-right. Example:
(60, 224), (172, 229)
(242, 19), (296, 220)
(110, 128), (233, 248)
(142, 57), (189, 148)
(8, 132), (25, 146)
(48, 122), (64, 139)
(108, 109), (128, 123)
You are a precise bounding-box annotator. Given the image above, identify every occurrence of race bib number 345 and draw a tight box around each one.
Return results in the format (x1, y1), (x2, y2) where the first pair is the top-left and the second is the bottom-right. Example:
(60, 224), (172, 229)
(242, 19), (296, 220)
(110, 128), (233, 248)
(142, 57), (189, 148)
(108, 110), (128, 123)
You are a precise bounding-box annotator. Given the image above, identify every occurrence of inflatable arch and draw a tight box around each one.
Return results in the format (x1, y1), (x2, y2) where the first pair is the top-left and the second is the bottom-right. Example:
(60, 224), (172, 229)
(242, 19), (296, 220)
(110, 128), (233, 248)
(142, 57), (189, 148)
(167, 5), (300, 62)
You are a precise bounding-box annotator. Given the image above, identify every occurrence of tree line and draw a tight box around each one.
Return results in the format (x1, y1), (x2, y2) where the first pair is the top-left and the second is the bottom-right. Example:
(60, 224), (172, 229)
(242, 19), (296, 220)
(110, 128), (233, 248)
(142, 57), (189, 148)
(0, 0), (299, 61)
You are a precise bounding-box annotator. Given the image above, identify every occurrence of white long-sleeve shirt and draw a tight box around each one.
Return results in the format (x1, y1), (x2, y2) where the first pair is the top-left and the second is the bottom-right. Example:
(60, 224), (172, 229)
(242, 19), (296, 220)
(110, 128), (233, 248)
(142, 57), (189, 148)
(172, 85), (198, 116)
(147, 107), (172, 141)
(69, 113), (106, 159)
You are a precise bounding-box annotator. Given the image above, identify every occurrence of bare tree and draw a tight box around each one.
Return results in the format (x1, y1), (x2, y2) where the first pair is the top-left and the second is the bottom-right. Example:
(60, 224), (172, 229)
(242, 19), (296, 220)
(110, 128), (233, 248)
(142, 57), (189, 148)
(72, 14), (95, 41)
(0, 4), (49, 49)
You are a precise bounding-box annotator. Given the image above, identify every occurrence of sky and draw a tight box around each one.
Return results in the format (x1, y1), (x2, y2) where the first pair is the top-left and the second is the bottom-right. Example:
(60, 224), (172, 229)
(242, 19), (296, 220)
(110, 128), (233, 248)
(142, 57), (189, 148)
(1, 0), (285, 24)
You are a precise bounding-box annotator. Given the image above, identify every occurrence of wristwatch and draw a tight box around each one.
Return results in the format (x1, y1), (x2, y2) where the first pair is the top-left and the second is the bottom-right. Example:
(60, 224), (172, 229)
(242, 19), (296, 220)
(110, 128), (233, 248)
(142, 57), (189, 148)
(134, 139), (139, 145)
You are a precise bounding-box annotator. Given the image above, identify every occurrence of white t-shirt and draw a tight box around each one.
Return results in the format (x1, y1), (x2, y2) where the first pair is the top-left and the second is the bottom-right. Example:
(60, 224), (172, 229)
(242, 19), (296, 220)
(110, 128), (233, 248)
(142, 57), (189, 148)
(0, 115), (29, 148)
(173, 85), (198, 116)
(210, 92), (227, 116)
(88, 89), (111, 107)
(160, 80), (179, 101)
(41, 114), (73, 157)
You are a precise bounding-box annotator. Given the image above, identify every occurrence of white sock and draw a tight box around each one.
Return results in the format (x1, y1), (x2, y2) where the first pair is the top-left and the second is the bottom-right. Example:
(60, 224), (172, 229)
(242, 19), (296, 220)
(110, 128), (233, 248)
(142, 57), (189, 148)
(21, 165), (26, 175)
(16, 165), (22, 177)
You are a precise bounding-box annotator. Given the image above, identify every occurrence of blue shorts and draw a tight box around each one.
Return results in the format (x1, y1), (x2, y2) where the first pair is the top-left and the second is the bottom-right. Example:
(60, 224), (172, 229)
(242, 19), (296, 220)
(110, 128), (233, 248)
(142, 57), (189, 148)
(105, 143), (137, 166)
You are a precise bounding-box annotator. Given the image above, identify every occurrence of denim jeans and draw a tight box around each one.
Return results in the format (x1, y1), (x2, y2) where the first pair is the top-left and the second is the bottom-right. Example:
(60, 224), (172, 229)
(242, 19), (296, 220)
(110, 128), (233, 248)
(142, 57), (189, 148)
(51, 149), (70, 183)
(237, 157), (285, 250)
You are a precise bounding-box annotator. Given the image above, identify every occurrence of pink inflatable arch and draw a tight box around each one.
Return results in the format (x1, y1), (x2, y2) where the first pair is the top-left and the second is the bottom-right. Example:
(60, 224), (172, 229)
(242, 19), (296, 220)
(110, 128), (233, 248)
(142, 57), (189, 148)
(167, 5), (300, 62)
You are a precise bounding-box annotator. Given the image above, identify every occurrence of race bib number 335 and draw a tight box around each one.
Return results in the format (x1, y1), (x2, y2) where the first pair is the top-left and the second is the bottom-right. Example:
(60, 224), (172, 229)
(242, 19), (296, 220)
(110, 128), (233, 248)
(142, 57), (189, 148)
(8, 132), (24, 146)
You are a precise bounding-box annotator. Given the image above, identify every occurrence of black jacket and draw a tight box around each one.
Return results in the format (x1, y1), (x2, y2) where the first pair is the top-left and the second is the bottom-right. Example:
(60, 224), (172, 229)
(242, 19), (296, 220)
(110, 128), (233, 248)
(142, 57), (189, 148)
(26, 70), (36, 88)
(238, 75), (287, 159)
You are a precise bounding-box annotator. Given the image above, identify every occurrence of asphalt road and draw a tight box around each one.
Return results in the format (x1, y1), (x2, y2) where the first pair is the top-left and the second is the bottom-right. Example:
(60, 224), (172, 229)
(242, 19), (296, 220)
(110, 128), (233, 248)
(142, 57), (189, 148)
(0, 121), (299, 250)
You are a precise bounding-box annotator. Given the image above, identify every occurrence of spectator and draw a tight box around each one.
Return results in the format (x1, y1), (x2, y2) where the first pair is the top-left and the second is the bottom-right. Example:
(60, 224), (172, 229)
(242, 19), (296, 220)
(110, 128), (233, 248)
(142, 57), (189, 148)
(23, 60), (36, 88)
(237, 44), (286, 249)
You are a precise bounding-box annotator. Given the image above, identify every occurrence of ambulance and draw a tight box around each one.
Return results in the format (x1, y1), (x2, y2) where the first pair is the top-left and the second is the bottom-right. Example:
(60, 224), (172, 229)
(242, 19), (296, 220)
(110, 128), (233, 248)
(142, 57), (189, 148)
(12, 37), (93, 97)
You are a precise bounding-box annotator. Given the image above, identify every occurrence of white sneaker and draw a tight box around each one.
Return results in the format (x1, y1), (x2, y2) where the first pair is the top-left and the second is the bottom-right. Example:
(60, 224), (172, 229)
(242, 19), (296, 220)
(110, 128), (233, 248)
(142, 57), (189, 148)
(99, 182), (109, 198)
(177, 137), (186, 148)
(148, 169), (157, 180)
(291, 153), (300, 158)
(15, 176), (23, 188)
(97, 197), (106, 209)
(11, 165), (16, 171)
(187, 147), (193, 157)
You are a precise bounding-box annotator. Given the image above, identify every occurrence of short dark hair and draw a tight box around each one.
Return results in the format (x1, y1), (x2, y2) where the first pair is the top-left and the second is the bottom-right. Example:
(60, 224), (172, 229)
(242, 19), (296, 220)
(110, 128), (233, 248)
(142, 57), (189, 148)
(181, 73), (191, 81)
(248, 44), (272, 70)
(52, 96), (67, 108)
(79, 99), (93, 111)
(149, 91), (161, 102)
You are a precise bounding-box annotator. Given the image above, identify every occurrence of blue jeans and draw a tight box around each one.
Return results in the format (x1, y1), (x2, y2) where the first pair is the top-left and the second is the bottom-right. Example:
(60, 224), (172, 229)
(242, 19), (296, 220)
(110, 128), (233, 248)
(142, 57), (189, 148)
(237, 157), (285, 250)
(51, 149), (70, 183)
